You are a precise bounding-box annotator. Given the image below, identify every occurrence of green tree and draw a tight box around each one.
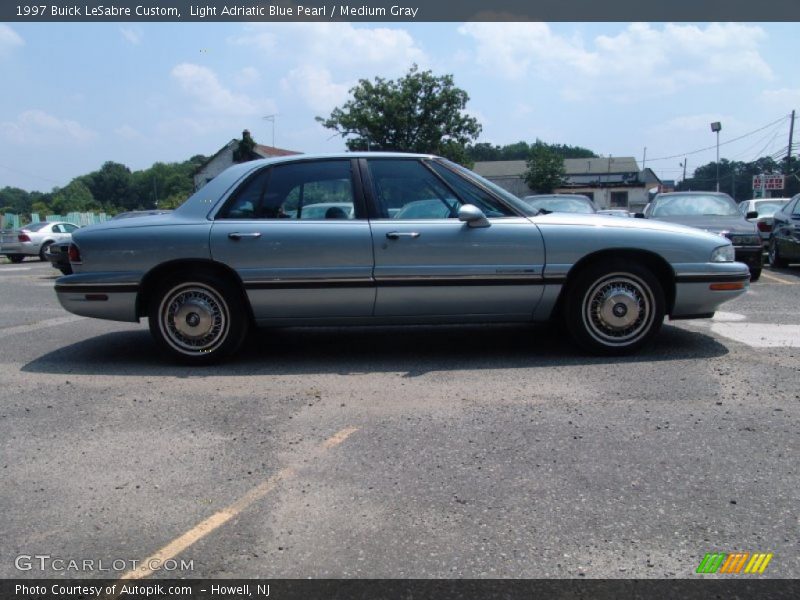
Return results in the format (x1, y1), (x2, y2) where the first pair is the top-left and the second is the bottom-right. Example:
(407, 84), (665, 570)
(524, 142), (567, 193)
(81, 161), (134, 211)
(50, 180), (97, 214)
(316, 64), (481, 164)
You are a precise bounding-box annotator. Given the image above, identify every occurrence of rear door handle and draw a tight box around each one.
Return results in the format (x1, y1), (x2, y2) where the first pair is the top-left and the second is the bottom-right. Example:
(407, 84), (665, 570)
(386, 231), (421, 239)
(228, 232), (262, 240)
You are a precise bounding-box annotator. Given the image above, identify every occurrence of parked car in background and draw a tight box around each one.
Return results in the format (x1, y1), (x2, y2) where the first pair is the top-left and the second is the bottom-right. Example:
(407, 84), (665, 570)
(56, 153), (749, 364)
(738, 198), (790, 249)
(0, 221), (79, 263)
(598, 209), (633, 218)
(767, 193), (800, 268)
(44, 241), (72, 275)
(521, 194), (598, 214)
(644, 192), (762, 281)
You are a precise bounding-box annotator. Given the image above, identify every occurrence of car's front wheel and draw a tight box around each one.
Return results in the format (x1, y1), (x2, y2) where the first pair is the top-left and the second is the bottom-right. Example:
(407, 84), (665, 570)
(148, 274), (249, 364)
(768, 239), (789, 268)
(750, 268), (762, 282)
(564, 261), (665, 355)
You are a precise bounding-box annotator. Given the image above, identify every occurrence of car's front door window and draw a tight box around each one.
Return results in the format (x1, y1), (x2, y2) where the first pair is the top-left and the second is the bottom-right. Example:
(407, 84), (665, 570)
(367, 159), (461, 219)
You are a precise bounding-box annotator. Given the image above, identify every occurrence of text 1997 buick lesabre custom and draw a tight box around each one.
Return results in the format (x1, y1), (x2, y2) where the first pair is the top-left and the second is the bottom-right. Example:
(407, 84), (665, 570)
(55, 153), (749, 364)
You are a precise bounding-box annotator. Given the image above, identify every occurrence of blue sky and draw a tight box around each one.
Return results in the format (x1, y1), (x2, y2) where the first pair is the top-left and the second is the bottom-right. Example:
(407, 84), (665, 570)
(1, 21), (798, 192)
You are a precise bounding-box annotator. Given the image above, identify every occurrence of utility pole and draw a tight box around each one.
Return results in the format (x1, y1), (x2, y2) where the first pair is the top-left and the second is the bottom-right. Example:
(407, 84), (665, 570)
(786, 109), (795, 177)
(642, 147), (647, 171)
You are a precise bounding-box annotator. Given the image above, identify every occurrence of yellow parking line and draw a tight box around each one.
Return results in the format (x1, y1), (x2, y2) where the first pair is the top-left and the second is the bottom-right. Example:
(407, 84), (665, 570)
(117, 426), (359, 582)
(760, 271), (797, 285)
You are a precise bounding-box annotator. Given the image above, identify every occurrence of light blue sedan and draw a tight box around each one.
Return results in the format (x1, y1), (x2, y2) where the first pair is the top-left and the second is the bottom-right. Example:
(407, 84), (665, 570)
(55, 153), (750, 364)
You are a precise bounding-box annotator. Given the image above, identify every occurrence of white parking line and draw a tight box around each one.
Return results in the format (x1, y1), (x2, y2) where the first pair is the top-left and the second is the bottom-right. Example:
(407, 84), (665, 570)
(683, 312), (800, 348)
(0, 316), (84, 339)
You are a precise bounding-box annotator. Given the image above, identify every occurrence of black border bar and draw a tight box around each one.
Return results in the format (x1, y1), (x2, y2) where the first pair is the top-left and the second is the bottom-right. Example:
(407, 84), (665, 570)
(3, 1), (800, 22)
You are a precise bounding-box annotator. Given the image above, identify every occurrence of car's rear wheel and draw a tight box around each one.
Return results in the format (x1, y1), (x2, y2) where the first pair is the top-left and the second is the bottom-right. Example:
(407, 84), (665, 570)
(750, 268), (761, 282)
(564, 261), (665, 355)
(768, 239), (789, 268)
(148, 274), (248, 364)
(39, 242), (53, 261)
(8, 254), (25, 263)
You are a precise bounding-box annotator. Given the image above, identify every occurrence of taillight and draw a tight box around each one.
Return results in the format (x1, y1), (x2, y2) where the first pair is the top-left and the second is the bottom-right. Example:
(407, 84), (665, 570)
(757, 221), (772, 232)
(68, 244), (82, 263)
(18, 233), (30, 242)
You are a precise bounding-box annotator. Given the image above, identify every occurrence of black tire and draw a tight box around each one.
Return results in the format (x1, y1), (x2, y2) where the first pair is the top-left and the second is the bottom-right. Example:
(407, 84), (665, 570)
(39, 242), (52, 261)
(58, 266), (73, 275)
(148, 273), (249, 364)
(768, 239), (789, 268)
(749, 268), (761, 282)
(564, 260), (665, 355)
(8, 254), (25, 264)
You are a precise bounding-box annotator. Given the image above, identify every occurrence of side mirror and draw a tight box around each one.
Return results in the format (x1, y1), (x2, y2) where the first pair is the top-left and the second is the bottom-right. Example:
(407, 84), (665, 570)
(633, 212), (645, 219)
(745, 211), (758, 219)
(458, 204), (490, 228)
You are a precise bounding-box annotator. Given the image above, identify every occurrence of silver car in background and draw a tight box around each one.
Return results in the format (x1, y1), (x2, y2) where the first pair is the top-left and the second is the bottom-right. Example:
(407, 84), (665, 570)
(1, 221), (79, 263)
(738, 198), (790, 249)
(55, 153), (750, 364)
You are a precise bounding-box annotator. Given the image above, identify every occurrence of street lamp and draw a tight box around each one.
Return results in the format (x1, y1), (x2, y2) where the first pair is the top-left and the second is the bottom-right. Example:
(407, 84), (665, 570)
(710, 121), (721, 192)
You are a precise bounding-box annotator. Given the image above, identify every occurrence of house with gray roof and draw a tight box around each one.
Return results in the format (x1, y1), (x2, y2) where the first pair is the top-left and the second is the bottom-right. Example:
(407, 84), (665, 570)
(474, 157), (662, 211)
(194, 130), (301, 190)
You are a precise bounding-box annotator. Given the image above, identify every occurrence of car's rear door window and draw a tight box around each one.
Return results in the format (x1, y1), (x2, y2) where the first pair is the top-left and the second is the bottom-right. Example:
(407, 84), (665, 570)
(220, 159), (358, 220)
(218, 160), (358, 220)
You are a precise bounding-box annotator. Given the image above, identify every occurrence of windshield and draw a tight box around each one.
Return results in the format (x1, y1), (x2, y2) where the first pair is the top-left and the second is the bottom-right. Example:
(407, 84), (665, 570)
(752, 201), (786, 215)
(523, 196), (595, 214)
(652, 194), (738, 217)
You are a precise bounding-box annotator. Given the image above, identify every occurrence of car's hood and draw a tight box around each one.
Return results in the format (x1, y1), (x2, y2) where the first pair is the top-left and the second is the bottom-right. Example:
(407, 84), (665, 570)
(646, 214), (757, 235)
(532, 212), (729, 240)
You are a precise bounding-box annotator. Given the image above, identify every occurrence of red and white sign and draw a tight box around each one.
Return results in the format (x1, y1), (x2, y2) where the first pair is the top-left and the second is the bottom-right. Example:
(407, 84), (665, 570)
(752, 174), (785, 190)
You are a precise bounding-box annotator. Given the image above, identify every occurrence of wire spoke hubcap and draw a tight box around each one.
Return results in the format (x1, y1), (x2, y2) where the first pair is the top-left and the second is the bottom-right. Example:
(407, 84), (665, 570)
(159, 284), (229, 354)
(583, 274), (653, 346)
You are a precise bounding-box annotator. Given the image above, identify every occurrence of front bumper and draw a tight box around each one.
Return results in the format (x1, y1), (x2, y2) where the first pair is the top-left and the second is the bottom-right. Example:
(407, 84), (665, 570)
(671, 262), (750, 318)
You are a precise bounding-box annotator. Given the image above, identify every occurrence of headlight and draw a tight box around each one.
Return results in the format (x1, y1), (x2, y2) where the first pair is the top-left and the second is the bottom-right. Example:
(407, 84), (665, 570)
(711, 244), (735, 262)
(726, 234), (761, 246)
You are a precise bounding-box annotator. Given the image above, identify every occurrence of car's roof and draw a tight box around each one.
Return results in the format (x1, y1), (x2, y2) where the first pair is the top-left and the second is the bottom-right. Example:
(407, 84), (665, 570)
(246, 151), (436, 169)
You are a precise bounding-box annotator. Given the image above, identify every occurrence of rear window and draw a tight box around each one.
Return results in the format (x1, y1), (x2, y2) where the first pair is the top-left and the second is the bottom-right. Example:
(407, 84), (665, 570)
(23, 222), (50, 231)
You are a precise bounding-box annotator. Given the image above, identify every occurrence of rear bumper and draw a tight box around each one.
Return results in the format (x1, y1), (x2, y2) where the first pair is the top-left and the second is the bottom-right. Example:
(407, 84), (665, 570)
(734, 246), (763, 271)
(55, 273), (141, 322)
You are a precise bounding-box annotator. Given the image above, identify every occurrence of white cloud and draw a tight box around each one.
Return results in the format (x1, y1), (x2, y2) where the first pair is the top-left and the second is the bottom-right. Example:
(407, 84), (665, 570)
(171, 63), (274, 116)
(114, 124), (145, 140)
(0, 24), (24, 58)
(760, 88), (800, 110)
(234, 66), (260, 87)
(649, 114), (738, 135)
(231, 23), (427, 111)
(119, 27), (142, 45)
(232, 23), (426, 72)
(458, 23), (772, 101)
(281, 66), (350, 113)
(0, 110), (97, 145)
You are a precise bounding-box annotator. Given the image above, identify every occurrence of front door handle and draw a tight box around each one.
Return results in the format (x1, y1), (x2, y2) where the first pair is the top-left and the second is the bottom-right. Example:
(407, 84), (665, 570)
(228, 232), (262, 240)
(386, 231), (421, 240)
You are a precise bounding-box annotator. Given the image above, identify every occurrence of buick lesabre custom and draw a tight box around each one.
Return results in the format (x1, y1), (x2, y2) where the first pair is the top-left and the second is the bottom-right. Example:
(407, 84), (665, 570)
(55, 153), (750, 364)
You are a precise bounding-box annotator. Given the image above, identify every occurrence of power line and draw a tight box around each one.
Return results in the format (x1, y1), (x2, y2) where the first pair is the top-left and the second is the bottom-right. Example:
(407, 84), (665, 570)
(646, 114), (792, 163)
(0, 163), (62, 187)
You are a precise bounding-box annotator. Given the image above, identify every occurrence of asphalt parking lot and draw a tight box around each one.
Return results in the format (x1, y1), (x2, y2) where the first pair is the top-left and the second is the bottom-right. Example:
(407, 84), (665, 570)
(1, 259), (798, 579)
